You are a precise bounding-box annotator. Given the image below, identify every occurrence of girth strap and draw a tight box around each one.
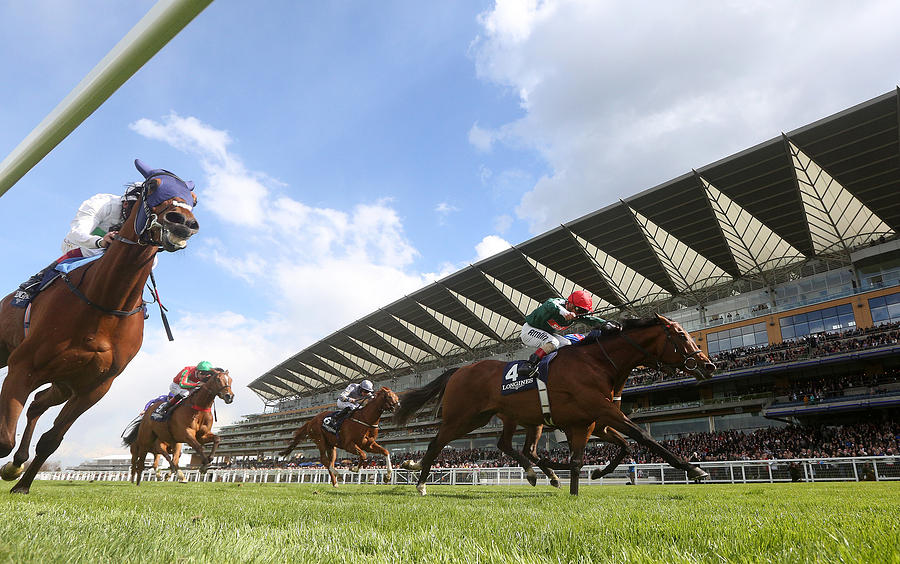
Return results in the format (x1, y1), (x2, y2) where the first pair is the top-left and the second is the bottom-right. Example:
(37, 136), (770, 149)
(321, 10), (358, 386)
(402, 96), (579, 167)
(349, 418), (378, 429)
(535, 378), (554, 426)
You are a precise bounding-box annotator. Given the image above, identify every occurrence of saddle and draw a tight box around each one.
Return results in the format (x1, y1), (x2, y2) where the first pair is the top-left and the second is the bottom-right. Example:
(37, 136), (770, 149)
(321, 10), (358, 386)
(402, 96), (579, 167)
(11, 254), (103, 309)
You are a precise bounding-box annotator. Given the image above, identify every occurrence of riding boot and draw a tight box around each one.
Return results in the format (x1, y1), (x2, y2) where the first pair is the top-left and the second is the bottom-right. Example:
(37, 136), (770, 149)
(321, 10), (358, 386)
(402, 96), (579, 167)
(518, 352), (542, 376)
(152, 396), (179, 420)
(16, 260), (60, 301)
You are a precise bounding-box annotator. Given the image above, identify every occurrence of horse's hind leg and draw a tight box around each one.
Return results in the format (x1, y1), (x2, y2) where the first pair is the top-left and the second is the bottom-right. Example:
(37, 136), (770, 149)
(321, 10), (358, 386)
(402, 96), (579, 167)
(522, 425), (561, 488)
(1, 384), (71, 481)
(590, 427), (629, 480)
(563, 425), (591, 496)
(606, 411), (707, 480)
(496, 418), (538, 486)
(11, 380), (113, 494)
(407, 415), (492, 496)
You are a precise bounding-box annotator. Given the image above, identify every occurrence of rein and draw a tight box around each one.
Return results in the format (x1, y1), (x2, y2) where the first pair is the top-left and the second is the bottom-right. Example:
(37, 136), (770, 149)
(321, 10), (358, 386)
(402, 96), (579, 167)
(59, 272), (144, 317)
(595, 319), (705, 380)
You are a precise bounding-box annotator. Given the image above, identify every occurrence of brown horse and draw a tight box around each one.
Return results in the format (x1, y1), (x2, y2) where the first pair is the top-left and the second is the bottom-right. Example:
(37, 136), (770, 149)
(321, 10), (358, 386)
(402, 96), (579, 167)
(279, 387), (400, 487)
(395, 315), (715, 495)
(0, 161), (199, 493)
(123, 368), (233, 485)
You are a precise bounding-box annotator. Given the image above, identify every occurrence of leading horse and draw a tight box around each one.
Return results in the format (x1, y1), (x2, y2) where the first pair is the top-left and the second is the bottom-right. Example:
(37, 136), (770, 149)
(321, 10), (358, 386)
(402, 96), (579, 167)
(0, 160), (199, 493)
(279, 387), (400, 487)
(395, 315), (715, 495)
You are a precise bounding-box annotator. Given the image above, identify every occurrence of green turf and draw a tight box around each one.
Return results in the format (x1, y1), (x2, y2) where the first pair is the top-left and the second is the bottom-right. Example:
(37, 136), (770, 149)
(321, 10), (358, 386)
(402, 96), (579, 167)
(0, 481), (896, 563)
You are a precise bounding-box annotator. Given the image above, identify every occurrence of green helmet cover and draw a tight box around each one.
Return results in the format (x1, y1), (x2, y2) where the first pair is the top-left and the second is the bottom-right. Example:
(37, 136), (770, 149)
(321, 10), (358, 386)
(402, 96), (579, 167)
(196, 360), (214, 372)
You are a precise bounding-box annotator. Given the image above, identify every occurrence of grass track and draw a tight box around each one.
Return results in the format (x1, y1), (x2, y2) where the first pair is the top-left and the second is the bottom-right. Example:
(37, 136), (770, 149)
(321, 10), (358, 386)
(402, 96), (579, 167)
(0, 481), (897, 563)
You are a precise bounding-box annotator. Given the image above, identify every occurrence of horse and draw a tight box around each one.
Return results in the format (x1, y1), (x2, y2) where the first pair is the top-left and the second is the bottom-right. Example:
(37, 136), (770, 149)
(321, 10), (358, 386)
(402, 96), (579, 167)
(123, 368), (233, 485)
(395, 315), (715, 495)
(279, 387), (400, 487)
(0, 160), (199, 494)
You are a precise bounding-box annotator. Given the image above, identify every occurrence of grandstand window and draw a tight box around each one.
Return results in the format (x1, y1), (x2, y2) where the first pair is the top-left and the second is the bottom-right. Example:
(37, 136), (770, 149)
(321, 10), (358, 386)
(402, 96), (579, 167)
(868, 292), (900, 325)
(706, 322), (767, 355)
(779, 303), (855, 340)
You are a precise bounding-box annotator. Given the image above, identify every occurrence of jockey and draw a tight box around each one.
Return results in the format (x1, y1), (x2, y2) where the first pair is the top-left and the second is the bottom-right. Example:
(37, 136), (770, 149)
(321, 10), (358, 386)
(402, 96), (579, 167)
(16, 183), (144, 301)
(518, 290), (620, 375)
(332, 379), (375, 426)
(153, 361), (216, 419)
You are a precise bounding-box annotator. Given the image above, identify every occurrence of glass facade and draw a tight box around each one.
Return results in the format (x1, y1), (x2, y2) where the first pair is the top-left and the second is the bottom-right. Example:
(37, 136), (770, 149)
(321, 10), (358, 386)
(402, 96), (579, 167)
(868, 292), (900, 325)
(779, 303), (855, 340)
(707, 322), (768, 355)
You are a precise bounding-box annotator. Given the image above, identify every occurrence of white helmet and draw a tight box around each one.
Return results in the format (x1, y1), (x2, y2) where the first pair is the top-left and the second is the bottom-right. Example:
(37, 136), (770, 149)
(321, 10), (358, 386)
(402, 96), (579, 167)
(360, 379), (374, 393)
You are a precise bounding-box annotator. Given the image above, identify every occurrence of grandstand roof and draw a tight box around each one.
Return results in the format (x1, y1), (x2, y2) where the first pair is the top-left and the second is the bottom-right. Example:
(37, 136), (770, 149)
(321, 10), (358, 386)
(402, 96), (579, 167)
(249, 88), (900, 403)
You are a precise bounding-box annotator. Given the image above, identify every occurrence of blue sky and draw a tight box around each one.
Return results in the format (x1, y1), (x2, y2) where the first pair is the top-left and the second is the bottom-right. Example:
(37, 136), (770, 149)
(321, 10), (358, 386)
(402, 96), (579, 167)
(2, 0), (900, 466)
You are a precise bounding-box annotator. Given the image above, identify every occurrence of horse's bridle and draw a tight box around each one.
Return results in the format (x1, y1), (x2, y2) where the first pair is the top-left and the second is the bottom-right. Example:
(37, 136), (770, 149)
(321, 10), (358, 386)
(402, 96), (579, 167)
(598, 319), (706, 377)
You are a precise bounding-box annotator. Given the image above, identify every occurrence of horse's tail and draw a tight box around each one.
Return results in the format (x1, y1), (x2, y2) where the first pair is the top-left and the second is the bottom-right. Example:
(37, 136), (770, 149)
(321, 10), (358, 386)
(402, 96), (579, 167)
(121, 415), (142, 447)
(393, 367), (458, 425)
(279, 420), (313, 457)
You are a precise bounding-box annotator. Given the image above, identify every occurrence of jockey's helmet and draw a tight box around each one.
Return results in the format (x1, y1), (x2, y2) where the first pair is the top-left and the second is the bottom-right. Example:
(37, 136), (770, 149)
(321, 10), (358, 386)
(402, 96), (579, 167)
(196, 360), (214, 373)
(360, 379), (374, 393)
(567, 291), (592, 314)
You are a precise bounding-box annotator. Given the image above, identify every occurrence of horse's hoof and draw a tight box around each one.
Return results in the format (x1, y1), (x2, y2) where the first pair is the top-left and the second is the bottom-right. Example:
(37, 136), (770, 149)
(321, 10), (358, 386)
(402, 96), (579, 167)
(525, 469), (537, 487)
(9, 483), (29, 495)
(0, 462), (24, 481)
(550, 478), (560, 488)
(688, 467), (709, 482)
(590, 469), (602, 480)
(416, 483), (427, 496)
(350, 465), (360, 473)
(400, 460), (417, 471)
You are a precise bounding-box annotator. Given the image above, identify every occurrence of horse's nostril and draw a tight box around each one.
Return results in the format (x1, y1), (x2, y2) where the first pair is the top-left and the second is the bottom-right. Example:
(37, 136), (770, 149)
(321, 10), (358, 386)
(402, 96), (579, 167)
(187, 219), (199, 231)
(164, 211), (185, 224)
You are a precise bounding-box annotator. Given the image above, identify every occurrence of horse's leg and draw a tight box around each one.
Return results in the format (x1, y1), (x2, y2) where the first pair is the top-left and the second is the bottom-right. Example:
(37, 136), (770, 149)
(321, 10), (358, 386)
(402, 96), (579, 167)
(522, 425), (561, 488)
(406, 415), (492, 496)
(197, 433), (220, 473)
(564, 425), (591, 496)
(171, 443), (186, 482)
(590, 426), (629, 480)
(181, 431), (210, 474)
(349, 444), (366, 473)
(362, 440), (391, 483)
(325, 446), (338, 487)
(11, 381), (113, 494)
(0, 363), (34, 458)
(605, 410), (707, 480)
(1, 384), (71, 480)
(496, 418), (538, 486)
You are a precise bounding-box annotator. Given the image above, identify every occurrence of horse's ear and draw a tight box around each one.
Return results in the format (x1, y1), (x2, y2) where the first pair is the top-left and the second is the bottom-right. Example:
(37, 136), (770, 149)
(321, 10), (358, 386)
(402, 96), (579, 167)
(191, 192), (198, 207)
(135, 159), (152, 179)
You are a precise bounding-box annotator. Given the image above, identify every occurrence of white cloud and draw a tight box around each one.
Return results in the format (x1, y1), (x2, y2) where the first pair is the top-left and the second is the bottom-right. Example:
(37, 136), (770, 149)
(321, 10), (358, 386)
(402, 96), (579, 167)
(472, 0), (900, 233)
(493, 214), (512, 234)
(474, 234), (512, 261)
(468, 122), (495, 152)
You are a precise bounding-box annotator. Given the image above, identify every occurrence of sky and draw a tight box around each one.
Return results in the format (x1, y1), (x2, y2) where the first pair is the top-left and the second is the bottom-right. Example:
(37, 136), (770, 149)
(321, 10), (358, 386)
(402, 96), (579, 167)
(1, 0), (899, 468)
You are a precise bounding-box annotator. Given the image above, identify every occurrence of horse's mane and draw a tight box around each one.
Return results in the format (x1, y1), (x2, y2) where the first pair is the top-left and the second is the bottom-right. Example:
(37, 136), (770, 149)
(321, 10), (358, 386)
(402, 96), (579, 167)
(572, 316), (661, 347)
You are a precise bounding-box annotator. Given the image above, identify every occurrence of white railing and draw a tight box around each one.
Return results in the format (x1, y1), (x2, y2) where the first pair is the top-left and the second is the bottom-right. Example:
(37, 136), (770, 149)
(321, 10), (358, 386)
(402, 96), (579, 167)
(37, 456), (899, 485)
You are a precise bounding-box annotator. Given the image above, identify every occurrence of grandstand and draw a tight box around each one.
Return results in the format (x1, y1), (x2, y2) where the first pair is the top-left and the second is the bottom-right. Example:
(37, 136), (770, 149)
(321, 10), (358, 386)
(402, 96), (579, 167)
(199, 88), (900, 467)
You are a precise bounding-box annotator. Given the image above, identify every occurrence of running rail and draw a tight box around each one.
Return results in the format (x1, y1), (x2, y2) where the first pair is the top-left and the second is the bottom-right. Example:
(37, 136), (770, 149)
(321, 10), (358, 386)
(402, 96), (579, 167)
(0, 0), (213, 199)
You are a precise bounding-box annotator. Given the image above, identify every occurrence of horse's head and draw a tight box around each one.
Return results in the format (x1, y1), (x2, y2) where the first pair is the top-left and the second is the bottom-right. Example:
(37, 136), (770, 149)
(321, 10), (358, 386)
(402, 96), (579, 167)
(653, 314), (716, 380)
(206, 368), (234, 404)
(377, 387), (400, 411)
(133, 159), (199, 251)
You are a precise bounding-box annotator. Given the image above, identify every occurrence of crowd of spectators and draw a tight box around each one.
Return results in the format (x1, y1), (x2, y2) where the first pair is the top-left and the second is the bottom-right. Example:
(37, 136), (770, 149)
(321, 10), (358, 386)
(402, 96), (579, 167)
(786, 368), (900, 404)
(223, 420), (898, 470)
(624, 321), (900, 388)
